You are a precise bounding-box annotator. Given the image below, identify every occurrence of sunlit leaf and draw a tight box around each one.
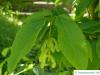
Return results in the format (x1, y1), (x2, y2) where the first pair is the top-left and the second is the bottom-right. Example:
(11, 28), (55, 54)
(2, 47), (10, 57)
(55, 14), (92, 69)
(7, 10), (51, 73)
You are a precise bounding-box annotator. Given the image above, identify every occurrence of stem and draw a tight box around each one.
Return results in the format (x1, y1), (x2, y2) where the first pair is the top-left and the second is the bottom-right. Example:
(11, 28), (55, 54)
(15, 64), (34, 75)
(89, 0), (99, 20)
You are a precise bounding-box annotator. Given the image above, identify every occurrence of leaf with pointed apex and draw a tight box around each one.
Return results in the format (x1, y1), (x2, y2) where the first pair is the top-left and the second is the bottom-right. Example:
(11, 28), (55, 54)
(55, 14), (92, 69)
(7, 10), (51, 73)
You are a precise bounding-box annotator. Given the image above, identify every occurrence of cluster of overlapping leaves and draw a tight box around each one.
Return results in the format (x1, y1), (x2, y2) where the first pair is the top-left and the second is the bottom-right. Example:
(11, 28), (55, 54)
(0, 0), (100, 75)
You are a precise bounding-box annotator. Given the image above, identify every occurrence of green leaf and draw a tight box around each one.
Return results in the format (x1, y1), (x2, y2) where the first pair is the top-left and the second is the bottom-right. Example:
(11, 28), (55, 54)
(96, 35), (100, 59)
(7, 10), (51, 73)
(2, 47), (10, 57)
(55, 14), (92, 69)
(0, 15), (18, 50)
(75, 0), (94, 20)
(78, 18), (100, 34)
(0, 60), (7, 75)
(88, 40), (100, 70)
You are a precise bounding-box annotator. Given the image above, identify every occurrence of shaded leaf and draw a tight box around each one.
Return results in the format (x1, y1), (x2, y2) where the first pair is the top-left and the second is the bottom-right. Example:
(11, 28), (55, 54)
(96, 35), (100, 59)
(88, 40), (100, 69)
(78, 18), (100, 34)
(75, 0), (94, 20)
